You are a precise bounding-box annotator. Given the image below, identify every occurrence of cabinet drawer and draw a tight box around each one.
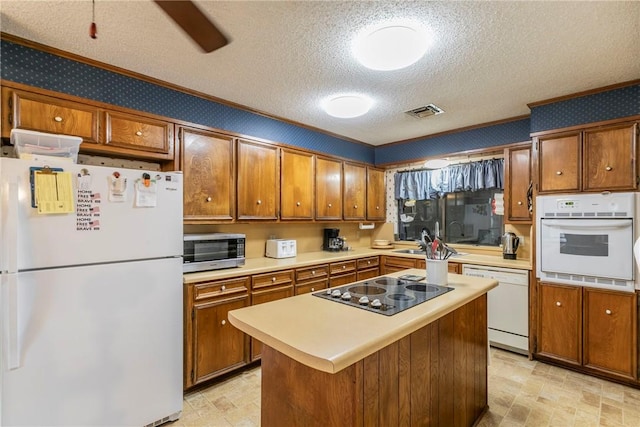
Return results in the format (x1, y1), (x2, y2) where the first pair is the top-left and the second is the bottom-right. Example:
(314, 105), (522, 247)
(193, 277), (250, 301)
(330, 260), (357, 275)
(105, 111), (173, 157)
(252, 269), (294, 290)
(382, 256), (416, 269)
(357, 256), (379, 270)
(296, 264), (329, 282)
(329, 272), (357, 287)
(5, 88), (99, 142)
(357, 267), (380, 281)
(295, 278), (329, 295)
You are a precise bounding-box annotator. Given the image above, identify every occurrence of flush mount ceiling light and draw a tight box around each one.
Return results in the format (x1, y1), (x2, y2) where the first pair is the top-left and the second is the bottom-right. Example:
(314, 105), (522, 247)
(323, 95), (373, 118)
(353, 22), (433, 71)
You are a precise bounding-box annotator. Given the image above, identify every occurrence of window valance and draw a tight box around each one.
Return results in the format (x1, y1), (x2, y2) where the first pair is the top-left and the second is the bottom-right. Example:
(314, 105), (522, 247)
(394, 158), (504, 200)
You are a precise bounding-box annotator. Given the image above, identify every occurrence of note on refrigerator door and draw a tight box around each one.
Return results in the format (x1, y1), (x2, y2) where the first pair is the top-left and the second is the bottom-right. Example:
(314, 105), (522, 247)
(32, 168), (75, 214)
(135, 176), (157, 207)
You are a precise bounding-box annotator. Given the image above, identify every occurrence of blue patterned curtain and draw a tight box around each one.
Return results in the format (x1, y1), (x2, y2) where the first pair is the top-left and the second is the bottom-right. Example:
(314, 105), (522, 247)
(394, 158), (504, 200)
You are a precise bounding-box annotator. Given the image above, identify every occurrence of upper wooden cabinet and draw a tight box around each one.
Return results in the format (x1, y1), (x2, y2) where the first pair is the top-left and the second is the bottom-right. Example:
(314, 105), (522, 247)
(536, 122), (638, 194)
(237, 139), (279, 220)
(537, 131), (581, 193)
(366, 167), (386, 221)
(280, 149), (314, 220)
(181, 127), (235, 223)
(505, 144), (532, 223)
(582, 123), (638, 192)
(1, 85), (175, 162)
(316, 156), (343, 220)
(2, 87), (99, 143)
(343, 162), (366, 220)
(103, 111), (173, 159)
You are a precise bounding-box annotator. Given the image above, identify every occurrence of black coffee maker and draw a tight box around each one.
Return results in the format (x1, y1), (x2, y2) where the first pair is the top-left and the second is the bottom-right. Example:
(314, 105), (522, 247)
(323, 228), (343, 251)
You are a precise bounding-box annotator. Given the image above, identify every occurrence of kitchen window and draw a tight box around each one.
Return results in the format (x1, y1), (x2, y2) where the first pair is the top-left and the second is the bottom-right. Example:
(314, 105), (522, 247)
(395, 158), (504, 247)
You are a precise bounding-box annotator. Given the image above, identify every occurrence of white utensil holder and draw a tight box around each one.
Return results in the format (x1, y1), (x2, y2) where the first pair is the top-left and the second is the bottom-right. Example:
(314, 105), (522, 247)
(426, 259), (448, 286)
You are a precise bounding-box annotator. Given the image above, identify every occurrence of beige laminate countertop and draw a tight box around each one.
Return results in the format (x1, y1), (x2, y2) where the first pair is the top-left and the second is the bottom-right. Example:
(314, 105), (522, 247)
(183, 247), (531, 283)
(228, 268), (498, 374)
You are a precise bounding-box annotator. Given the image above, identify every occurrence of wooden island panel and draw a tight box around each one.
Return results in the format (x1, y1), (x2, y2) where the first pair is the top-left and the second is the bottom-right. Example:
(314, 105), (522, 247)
(261, 294), (488, 427)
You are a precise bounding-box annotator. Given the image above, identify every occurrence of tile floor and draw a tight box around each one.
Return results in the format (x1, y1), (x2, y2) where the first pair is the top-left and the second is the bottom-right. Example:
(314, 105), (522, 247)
(172, 348), (640, 427)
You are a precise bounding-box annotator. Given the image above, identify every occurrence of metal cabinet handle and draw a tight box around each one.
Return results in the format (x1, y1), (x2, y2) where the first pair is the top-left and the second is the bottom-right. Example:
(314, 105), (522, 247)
(310, 288), (315, 292)
(354, 205), (358, 209)
(206, 196), (212, 202)
(605, 166), (612, 171)
(376, 206), (380, 210)
(221, 320), (226, 326)
(221, 285), (226, 291)
(135, 131), (142, 136)
(311, 270), (315, 275)
(54, 116), (63, 122)
(517, 201), (523, 205)
(556, 301), (562, 307)
(605, 309), (612, 315)
(257, 200), (262, 205)
(328, 203), (332, 208)
(296, 202), (301, 206)
(556, 171), (562, 175)
(342, 265), (346, 269)
(272, 277), (276, 282)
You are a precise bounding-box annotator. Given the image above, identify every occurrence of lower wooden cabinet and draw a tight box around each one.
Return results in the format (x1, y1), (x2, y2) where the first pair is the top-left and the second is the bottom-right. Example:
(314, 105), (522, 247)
(536, 282), (638, 382)
(583, 287), (637, 380)
(356, 256), (380, 280)
(537, 282), (582, 365)
(329, 260), (357, 286)
(184, 277), (250, 389)
(295, 264), (329, 295)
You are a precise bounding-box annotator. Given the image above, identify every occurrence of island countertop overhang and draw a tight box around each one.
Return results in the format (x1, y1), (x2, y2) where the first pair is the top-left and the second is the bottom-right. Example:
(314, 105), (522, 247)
(228, 268), (498, 374)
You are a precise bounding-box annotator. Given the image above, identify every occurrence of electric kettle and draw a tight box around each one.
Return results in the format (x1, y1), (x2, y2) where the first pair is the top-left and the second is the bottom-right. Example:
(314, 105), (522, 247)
(502, 232), (519, 260)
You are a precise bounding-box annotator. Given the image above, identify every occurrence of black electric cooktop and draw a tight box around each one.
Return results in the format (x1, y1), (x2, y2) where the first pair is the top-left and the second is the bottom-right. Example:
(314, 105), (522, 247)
(312, 275), (453, 316)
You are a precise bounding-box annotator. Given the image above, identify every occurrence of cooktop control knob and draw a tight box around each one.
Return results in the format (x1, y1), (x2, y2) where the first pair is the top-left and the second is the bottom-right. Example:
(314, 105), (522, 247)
(371, 299), (382, 308)
(331, 289), (342, 298)
(341, 292), (352, 300)
(358, 296), (369, 305)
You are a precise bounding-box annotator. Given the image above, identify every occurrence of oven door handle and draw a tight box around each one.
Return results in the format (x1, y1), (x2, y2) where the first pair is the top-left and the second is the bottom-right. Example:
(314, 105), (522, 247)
(541, 219), (631, 230)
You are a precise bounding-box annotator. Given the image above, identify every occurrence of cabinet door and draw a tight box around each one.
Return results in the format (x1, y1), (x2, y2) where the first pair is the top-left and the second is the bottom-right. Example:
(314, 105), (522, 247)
(367, 167), (386, 221)
(537, 283), (582, 365)
(238, 139), (279, 220)
(505, 145), (531, 222)
(583, 123), (637, 192)
(182, 128), (234, 222)
(5, 88), (99, 143)
(381, 256), (417, 275)
(281, 149), (314, 220)
(583, 288), (637, 380)
(538, 132), (581, 193)
(192, 295), (249, 386)
(316, 157), (343, 220)
(343, 162), (366, 220)
(104, 111), (173, 159)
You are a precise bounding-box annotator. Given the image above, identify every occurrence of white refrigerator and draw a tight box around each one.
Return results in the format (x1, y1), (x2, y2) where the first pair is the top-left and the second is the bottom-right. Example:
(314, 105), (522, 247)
(0, 156), (183, 426)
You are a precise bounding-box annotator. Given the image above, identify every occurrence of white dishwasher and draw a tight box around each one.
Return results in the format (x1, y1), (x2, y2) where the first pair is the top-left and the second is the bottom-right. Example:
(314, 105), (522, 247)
(462, 265), (529, 355)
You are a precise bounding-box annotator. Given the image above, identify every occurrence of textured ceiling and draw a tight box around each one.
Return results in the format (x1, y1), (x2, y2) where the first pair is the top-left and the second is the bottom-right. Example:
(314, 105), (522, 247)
(1, 1), (639, 146)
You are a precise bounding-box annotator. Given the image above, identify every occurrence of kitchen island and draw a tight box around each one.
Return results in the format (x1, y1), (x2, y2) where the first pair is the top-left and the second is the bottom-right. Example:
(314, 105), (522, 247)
(228, 268), (498, 426)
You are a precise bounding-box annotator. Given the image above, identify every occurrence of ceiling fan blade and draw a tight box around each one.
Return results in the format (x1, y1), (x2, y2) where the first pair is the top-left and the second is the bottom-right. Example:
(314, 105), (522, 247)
(154, 0), (229, 53)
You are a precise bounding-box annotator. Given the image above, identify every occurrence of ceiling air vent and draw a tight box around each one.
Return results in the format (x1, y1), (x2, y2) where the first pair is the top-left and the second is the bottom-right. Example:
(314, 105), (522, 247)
(405, 104), (445, 118)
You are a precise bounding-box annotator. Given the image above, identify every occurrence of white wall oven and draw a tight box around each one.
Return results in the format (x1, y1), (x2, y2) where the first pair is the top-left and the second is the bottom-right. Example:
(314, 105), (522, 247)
(536, 192), (637, 293)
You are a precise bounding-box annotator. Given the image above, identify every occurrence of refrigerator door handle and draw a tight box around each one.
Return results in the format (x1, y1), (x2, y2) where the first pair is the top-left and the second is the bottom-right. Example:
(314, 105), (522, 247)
(2, 178), (19, 273)
(2, 273), (21, 370)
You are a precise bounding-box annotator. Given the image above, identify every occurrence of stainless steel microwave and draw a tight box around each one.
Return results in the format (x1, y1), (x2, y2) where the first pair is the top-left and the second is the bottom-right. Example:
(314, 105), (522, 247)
(183, 233), (246, 273)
